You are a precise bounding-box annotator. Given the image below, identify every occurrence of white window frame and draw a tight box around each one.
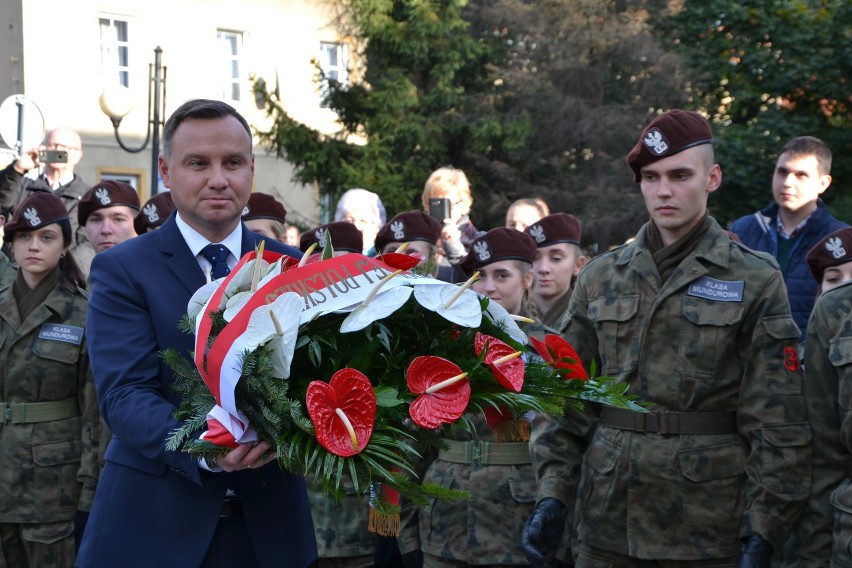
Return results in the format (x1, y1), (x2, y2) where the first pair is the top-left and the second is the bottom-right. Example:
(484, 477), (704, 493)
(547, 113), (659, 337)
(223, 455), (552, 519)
(217, 30), (244, 102)
(318, 42), (349, 88)
(99, 14), (132, 88)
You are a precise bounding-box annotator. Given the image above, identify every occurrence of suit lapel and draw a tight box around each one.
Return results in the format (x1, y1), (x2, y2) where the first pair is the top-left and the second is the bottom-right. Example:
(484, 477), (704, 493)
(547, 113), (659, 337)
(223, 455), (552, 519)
(158, 215), (207, 295)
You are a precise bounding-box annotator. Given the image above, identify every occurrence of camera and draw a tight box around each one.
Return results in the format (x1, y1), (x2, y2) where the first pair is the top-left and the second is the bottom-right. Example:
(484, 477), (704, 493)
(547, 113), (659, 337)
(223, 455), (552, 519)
(38, 150), (68, 164)
(428, 197), (452, 222)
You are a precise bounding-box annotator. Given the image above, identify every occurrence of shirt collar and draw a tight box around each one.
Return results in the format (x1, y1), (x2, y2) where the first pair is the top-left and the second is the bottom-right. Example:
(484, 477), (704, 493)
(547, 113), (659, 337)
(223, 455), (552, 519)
(175, 212), (243, 269)
(776, 211), (813, 239)
(41, 171), (75, 190)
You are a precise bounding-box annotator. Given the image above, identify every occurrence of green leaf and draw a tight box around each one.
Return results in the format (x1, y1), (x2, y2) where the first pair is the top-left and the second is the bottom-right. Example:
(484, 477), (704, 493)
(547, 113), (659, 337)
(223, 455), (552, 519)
(374, 386), (405, 408)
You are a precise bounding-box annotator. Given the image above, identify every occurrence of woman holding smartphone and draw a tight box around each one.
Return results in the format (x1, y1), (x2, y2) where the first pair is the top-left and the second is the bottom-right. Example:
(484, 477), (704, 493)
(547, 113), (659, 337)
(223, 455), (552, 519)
(0, 192), (98, 566)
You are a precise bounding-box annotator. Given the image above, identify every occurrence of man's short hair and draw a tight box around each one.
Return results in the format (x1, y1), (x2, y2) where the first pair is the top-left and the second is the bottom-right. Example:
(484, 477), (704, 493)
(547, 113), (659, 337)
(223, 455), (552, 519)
(778, 136), (832, 175)
(162, 99), (252, 157)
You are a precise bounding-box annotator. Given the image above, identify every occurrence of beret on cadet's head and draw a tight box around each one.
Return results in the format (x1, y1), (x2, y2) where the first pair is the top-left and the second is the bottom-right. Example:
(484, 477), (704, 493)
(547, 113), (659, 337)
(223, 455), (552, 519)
(807, 227), (852, 283)
(5, 192), (69, 238)
(78, 180), (141, 226)
(134, 192), (176, 233)
(524, 212), (582, 247)
(242, 192), (287, 223)
(627, 109), (714, 183)
(374, 210), (442, 251)
(299, 221), (364, 254)
(460, 227), (537, 276)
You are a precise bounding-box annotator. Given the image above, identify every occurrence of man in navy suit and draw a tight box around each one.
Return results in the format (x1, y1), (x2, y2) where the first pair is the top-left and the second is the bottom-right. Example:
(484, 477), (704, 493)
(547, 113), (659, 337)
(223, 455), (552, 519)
(77, 99), (317, 567)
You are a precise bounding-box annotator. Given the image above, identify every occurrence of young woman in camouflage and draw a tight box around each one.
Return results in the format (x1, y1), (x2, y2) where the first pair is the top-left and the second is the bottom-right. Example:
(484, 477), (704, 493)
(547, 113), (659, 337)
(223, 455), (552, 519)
(784, 228), (852, 566)
(0, 192), (97, 567)
(398, 227), (542, 567)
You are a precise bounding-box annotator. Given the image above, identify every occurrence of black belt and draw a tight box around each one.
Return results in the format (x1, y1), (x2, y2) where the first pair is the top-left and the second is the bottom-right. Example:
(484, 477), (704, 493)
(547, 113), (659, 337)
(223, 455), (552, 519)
(600, 406), (738, 435)
(220, 497), (244, 518)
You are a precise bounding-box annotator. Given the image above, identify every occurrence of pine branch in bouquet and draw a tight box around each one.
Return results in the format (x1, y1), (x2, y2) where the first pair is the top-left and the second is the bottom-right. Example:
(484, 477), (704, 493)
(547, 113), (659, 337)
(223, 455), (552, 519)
(165, 247), (645, 514)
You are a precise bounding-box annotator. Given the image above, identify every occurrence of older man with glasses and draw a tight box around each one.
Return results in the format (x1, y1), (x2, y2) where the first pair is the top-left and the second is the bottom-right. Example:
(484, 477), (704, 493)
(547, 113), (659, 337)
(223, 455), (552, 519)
(0, 127), (95, 275)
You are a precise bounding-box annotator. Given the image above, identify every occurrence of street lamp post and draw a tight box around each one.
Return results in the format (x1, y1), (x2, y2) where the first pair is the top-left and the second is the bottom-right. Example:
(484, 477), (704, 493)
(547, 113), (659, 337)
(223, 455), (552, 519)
(99, 46), (167, 197)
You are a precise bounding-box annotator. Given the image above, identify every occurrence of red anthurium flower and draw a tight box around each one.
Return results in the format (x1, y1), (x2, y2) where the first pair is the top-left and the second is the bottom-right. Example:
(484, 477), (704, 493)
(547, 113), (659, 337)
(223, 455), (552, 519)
(377, 252), (421, 271)
(407, 356), (471, 429)
(201, 417), (239, 449)
(529, 334), (588, 380)
(306, 368), (377, 457)
(474, 332), (525, 393)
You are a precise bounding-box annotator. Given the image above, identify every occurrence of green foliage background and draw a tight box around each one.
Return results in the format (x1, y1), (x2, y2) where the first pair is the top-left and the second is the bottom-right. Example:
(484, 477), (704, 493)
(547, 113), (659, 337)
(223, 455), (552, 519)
(255, 0), (850, 250)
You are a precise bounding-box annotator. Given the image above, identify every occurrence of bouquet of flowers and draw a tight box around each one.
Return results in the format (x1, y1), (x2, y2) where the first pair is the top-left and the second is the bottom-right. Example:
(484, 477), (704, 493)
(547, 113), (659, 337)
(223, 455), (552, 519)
(165, 243), (643, 533)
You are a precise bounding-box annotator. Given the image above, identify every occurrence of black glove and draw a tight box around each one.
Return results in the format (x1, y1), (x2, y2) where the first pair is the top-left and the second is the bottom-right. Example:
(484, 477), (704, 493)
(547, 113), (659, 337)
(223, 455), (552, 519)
(400, 550), (423, 568)
(522, 497), (567, 568)
(74, 510), (90, 551)
(737, 534), (773, 568)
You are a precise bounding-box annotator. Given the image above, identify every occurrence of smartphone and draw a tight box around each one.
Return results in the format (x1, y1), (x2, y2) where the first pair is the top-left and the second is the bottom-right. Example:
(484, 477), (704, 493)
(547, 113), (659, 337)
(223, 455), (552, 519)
(38, 150), (69, 164)
(429, 197), (452, 222)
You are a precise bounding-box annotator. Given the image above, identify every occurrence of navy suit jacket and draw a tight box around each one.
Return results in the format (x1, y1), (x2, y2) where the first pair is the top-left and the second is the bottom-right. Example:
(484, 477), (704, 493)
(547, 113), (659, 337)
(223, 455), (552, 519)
(78, 214), (317, 567)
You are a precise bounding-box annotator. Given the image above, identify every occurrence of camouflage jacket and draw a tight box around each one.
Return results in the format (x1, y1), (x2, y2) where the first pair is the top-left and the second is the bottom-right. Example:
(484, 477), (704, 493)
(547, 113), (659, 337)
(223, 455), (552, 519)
(796, 281), (852, 567)
(540, 286), (573, 337)
(0, 272), (98, 523)
(531, 218), (810, 560)
(398, 414), (537, 565)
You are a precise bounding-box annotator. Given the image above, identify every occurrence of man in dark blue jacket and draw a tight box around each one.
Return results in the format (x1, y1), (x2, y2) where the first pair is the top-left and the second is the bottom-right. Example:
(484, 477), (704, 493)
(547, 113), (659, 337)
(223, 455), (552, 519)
(730, 136), (847, 338)
(78, 99), (317, 567)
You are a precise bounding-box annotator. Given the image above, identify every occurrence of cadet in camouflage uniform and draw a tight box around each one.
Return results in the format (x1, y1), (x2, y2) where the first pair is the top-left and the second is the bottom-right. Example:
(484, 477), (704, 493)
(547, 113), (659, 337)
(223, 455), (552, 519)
(398, 228), (541, 567)
(524, 213), (586, 336)
(522, 110), (810, 568)
(781, 229), (852, 567)
(800, 280), (852, 567)
(0, 193), (98, 567)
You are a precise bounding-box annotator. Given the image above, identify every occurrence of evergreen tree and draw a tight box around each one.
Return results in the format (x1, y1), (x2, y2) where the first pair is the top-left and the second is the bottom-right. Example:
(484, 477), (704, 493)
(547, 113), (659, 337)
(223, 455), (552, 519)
(255, 0), (532, 222)
(655, 0), (851, 224)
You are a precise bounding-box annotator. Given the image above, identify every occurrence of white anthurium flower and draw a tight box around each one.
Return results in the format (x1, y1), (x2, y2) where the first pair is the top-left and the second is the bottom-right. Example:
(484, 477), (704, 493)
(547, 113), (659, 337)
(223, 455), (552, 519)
(187, 280), (221, 323)
(222, 257), (284, 322)
(413, 283), (482, 328)
(224, 258), (269, 298)
(240, 292), (304, 379)
(223, 291), (253, 322)
(257, 257), (285, 288)
(483, 298), (528, 345)
(340, 285), (413, 333)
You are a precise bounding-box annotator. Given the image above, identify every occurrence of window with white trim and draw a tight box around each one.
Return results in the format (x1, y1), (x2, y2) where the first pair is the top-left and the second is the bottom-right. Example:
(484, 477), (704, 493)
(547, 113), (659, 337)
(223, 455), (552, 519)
(217, 30), (244, 102)
(319, 42), (349, 87)
(99, 15), (131, 87)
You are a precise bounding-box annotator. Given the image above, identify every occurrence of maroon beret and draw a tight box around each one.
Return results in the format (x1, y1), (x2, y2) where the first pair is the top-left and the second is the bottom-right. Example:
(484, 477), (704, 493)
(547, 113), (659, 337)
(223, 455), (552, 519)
(134, 192), (176, 233)
(300, 221), (364, 253)
(242, 192), (287, 223)
(627, 110), (714, 182)
(5, 192), (69, 238)
(807, 227), (852, 283)
(374, 210), (442, 251)
(78, 180), (141, 226)
(525, 213), (582, 247)
(460, 227), (537, 276)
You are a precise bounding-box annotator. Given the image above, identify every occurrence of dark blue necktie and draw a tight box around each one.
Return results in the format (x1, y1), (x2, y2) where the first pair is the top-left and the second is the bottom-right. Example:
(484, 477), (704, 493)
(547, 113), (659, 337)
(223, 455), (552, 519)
(201, 244), (231, 280)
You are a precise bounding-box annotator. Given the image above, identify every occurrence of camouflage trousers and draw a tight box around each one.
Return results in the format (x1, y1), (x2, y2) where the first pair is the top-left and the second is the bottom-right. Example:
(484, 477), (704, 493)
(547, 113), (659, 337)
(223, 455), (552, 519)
(423, 553), (529, 567)
(0, 521), (75, 568)
(318, 555), (373, 568)
(577, 543), (738, 567)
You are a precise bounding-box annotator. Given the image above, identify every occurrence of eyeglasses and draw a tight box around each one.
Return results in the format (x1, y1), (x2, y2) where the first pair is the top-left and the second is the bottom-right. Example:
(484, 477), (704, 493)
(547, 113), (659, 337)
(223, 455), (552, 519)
(44, 143), (80, 151)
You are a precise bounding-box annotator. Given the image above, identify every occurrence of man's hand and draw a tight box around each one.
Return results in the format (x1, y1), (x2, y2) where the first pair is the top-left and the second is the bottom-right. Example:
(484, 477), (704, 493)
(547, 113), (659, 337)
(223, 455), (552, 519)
(522, 497), (567, 568)
(13, 148), (39, 174)
(216, 441), (275, 472)
(737, 534), (772, 568)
